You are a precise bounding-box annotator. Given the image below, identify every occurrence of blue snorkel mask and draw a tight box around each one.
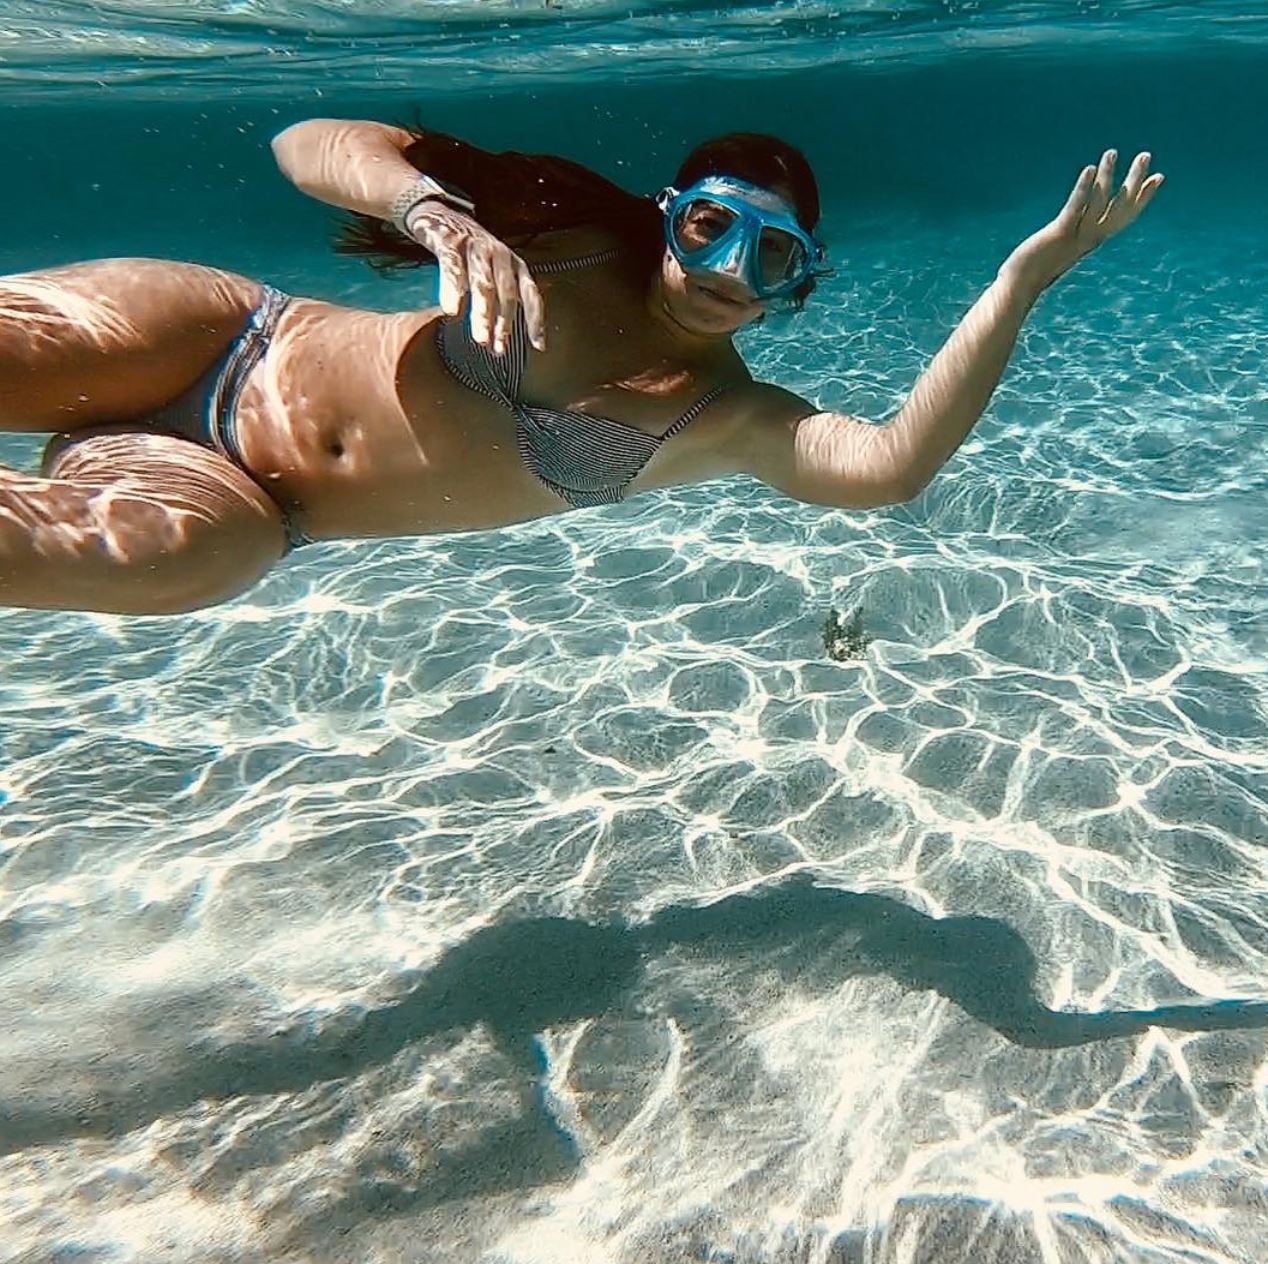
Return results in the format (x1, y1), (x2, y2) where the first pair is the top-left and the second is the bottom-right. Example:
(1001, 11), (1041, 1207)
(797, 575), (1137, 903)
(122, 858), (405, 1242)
(655, 175), (822, 300)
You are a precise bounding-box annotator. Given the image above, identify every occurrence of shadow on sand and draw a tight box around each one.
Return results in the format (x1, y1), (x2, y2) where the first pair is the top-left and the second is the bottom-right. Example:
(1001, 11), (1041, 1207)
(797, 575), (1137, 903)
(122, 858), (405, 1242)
(4, 873), (1266, 1217)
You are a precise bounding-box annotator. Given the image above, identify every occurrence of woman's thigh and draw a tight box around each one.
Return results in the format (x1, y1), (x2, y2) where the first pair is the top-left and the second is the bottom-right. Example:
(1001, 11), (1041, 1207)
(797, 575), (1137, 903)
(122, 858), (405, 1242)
(3, 431), (289, 615)
(0, 258), (262, 432)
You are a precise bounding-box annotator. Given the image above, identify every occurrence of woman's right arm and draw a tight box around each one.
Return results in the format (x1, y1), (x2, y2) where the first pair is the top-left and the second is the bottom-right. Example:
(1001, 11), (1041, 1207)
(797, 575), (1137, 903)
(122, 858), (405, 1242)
(271, 118), (545, 353)
(271, 118), (422, 218)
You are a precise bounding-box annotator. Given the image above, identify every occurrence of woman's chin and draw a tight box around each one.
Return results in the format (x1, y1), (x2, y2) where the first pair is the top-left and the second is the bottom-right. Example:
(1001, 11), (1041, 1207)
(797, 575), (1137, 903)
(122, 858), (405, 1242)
(672, 284), (760, 333)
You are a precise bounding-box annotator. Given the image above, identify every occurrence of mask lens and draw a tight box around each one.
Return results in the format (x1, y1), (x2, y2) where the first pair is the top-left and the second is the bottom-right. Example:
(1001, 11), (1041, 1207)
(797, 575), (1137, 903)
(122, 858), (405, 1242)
(757, 226), (809, 289)
(671, 198), (739, 254)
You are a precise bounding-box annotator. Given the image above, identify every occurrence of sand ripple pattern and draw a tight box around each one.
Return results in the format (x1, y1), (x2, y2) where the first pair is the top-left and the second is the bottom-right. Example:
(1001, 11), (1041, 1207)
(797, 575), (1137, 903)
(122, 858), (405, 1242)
(0, 212), (1265, 1261)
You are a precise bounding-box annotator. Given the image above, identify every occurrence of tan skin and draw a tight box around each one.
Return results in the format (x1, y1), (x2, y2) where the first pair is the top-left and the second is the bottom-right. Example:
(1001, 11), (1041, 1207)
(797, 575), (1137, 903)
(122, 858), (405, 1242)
(0, 120), (1162, 615)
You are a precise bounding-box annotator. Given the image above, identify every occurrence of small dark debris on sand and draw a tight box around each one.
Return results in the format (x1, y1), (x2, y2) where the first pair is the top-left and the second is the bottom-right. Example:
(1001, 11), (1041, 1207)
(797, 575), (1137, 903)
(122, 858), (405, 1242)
(823, 606), (872, 661)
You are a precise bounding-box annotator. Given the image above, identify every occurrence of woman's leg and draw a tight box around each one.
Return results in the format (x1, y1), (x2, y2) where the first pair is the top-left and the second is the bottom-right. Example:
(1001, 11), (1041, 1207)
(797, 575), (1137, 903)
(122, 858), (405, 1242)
(0, 258), (261, 432)
(1, 431), (287, 614)
(0, 258), (286, 613)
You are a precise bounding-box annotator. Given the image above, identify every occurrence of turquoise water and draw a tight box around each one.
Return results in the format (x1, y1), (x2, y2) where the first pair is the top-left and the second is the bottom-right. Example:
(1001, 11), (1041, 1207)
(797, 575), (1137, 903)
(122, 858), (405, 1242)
(1, 4), (1267, 1262)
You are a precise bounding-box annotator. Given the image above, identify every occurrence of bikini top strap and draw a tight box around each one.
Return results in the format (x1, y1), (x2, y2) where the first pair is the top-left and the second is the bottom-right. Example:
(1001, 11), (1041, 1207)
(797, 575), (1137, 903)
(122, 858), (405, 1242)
(527, 247), (624, 276)
(658, 385), (729, 443)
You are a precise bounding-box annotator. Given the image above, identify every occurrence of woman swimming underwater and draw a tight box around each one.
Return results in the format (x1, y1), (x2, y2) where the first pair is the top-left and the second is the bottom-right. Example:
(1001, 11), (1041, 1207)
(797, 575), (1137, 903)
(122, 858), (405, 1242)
(0, 121), (1161, 614)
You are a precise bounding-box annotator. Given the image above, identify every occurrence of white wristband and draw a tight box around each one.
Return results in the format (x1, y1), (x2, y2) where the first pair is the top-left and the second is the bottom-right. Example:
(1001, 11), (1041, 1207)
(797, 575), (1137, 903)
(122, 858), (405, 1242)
(388, 175), (476, 236)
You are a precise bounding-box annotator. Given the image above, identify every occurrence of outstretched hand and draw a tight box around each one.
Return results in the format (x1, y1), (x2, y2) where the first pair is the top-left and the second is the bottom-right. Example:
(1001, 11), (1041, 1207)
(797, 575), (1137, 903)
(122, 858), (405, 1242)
(1001, 150), (1165, 294)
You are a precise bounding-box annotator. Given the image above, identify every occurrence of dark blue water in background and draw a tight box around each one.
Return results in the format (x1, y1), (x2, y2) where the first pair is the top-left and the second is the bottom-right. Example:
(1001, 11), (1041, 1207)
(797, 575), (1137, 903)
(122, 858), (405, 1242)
(2, 42), (1266, 276)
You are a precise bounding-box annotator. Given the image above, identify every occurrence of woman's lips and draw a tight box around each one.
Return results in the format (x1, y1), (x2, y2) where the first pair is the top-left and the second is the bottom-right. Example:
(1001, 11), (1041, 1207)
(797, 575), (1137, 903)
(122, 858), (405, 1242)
(693, 279), (750, 308)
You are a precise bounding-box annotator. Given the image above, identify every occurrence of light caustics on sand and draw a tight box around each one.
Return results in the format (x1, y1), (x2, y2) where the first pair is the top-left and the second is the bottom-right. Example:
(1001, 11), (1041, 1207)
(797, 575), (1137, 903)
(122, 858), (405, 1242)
(0, 204), (1264, 1260)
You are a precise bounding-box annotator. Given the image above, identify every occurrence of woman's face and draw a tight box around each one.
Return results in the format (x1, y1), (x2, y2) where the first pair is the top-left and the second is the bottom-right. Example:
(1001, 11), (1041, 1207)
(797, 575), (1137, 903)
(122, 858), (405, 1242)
(655, 180), (800, 336)
(657, 246), (767, 334)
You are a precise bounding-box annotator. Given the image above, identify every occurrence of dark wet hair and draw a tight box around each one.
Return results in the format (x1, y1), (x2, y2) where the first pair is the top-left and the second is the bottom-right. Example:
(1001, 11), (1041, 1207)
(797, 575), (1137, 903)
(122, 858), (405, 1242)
(674, 132), (820, 232)
(336, 127), (824, 307)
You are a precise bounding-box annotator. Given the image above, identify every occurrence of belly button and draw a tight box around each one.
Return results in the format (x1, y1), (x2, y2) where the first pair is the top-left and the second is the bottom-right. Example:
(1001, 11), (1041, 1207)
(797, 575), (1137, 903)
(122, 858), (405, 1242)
(327, 440), (345, 459)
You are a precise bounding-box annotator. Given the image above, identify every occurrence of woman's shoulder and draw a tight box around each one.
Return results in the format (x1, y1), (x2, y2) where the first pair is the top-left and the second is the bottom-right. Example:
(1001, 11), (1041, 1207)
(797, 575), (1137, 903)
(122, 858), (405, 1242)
(717, 379), (816, 421)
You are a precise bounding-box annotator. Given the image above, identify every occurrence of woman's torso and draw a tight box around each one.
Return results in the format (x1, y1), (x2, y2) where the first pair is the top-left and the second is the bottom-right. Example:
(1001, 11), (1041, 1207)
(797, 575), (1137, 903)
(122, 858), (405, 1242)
(230, 229), (759, 540)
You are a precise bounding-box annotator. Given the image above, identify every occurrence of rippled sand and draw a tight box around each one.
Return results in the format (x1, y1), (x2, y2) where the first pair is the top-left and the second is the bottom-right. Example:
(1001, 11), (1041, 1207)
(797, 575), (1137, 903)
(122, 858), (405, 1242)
(0, 180), (1265, 1261)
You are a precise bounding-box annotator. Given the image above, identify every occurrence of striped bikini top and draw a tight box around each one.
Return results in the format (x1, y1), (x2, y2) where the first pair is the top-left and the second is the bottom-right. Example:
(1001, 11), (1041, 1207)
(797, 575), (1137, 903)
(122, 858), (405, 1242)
(435, 247), (727, 508)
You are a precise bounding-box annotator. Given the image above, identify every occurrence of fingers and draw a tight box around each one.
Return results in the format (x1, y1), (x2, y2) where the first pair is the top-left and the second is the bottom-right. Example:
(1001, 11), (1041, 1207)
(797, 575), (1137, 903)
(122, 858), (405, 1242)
(1012, 148), (1163, 289)
(490, 252), (521, 357)
(1119, 150), (1151, 204)
(1138, 171), (1166, 206)
(1060, 149), (1164, 246)
(1057, 164), (1097, 229)
(1099, 151), (1166, 237)
(435, 247), (469, 320)
(409, 211), (545, 355)
(519, 266), (547, 353)
(1087, 148), (1117, 223)
(1102, 151), (1156, 228)
(469, 246), (542, 354)
(412, 212), (470, 320)
(466, 244), (497, 348)
(1123, 154), (1165, 212)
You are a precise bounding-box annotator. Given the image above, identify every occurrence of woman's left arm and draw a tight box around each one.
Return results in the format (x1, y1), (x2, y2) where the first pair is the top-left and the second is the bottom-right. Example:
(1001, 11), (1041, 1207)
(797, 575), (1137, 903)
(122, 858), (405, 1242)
(745, 150), (1164, 508)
